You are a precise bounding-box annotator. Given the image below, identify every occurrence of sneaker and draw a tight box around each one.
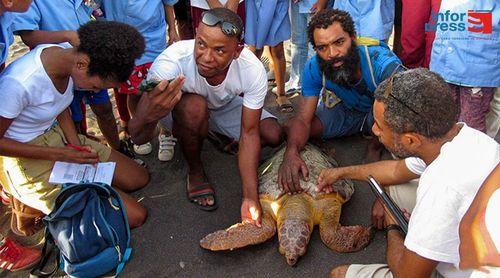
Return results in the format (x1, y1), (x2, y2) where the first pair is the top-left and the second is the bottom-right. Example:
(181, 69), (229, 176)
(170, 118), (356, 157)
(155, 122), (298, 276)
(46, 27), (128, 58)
(0, 237), (41, 272)
(0, 188), (10, 206)
(133, 142), (152, 155)
(119, 139), (147, 167)
(158, 134), (177, 161)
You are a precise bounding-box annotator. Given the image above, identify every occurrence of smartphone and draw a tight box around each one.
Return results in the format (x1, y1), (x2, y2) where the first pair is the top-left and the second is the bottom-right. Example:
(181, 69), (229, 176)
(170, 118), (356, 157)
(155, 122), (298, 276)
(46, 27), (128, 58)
(138, 78), (176, 94)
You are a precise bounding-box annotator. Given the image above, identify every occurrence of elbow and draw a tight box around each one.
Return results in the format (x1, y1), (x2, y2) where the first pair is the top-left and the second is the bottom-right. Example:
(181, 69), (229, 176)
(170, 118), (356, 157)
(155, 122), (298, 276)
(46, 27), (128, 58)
(18, 31), (36, 49)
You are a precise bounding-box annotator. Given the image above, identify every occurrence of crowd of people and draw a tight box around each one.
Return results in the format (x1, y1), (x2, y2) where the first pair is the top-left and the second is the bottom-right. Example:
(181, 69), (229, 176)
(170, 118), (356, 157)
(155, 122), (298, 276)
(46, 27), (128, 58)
(0, 0), (498, 276)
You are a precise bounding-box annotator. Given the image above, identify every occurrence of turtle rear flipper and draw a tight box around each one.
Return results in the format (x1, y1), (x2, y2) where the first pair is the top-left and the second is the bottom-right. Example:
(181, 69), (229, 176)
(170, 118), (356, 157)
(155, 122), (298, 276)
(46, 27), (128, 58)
(200, 213), (276, 251)
(319, 200), (374, 252)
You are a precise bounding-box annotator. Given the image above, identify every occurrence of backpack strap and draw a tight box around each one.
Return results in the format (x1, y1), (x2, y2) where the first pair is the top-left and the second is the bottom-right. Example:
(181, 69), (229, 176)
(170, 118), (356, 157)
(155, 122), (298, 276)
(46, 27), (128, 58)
(356, 36), (380, 91)
(115, 247), (132, 276)
(29, 230), (60, 278)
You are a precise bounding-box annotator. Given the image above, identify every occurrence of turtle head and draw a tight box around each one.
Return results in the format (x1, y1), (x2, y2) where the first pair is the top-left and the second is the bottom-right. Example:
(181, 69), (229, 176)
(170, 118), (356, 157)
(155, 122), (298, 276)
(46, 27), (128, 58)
(278, 219), (312, 266)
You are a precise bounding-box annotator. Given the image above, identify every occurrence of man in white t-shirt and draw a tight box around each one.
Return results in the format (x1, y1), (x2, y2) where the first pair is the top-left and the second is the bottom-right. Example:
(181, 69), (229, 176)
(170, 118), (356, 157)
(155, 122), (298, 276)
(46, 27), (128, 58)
(316, 68), (500, 277)
(129, 8), (282, 221)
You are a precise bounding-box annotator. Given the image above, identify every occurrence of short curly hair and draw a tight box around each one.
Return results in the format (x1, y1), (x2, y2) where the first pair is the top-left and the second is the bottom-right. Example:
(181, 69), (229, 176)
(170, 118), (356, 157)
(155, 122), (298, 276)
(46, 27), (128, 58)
(307, 9), (356, 48)
(77, 21), (145, 83)
(374, 68), (459, 140)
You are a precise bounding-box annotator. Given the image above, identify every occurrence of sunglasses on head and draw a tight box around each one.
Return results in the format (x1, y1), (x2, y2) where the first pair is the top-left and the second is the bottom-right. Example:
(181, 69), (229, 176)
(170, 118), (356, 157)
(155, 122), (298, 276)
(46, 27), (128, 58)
(201, 11), (242, 39)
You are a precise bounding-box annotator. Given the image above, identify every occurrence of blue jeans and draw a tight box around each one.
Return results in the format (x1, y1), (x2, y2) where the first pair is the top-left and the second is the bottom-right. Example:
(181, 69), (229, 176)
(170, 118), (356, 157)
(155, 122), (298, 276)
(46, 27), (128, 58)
(289, 2), (313, 89)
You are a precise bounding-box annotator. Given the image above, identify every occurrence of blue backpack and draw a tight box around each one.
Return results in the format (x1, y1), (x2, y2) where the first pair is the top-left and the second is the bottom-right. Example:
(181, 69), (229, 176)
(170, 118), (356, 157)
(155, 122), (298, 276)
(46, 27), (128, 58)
(31, 182), (132, 278)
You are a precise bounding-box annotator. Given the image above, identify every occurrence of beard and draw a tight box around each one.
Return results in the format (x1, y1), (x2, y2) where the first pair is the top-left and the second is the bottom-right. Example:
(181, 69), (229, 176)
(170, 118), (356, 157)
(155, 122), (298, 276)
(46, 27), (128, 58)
(386, 137), (417, 159)
(317, 42), (360, 87)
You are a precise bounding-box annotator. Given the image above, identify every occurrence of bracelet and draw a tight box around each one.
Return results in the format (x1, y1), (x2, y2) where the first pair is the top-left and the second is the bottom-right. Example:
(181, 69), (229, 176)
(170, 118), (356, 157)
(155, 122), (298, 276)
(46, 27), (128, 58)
(386, 224), (403, 234)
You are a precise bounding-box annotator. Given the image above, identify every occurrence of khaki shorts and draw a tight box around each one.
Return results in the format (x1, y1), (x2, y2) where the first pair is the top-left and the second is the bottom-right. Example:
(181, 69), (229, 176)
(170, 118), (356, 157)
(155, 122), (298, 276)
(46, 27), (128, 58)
(345, 180), (427, 278)
(0, 125), (111, 214)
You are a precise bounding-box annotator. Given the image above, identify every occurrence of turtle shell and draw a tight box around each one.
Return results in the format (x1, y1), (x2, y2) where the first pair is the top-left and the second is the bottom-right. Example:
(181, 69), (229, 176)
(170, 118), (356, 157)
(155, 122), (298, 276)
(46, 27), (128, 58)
(258, 144), (354, 200)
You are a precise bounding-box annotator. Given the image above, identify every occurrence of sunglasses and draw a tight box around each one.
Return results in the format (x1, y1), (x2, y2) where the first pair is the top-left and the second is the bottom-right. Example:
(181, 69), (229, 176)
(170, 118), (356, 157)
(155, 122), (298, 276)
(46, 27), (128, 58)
(201, 11), (242, 39)
(383, 66), (432, 136)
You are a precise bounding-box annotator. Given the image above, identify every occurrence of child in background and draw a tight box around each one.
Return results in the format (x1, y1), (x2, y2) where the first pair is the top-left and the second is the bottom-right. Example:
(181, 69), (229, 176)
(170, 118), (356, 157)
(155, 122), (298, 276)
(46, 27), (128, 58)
(101, 0), (180, 162)
(245, 0), (292, 113)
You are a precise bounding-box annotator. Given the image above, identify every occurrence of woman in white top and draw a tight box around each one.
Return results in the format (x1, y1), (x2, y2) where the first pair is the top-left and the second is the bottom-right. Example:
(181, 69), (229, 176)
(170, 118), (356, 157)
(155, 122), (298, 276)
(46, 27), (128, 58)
(0, 21), (149, 228)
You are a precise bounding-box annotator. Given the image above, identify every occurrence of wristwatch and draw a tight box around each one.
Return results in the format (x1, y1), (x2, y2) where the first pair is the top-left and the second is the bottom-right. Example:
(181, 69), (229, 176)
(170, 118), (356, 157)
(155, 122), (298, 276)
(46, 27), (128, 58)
(386, 224), (404, 234)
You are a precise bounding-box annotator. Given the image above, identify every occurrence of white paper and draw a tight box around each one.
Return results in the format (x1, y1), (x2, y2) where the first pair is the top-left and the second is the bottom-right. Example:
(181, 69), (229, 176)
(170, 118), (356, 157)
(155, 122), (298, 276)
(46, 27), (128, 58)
(49, 162), (116, 185)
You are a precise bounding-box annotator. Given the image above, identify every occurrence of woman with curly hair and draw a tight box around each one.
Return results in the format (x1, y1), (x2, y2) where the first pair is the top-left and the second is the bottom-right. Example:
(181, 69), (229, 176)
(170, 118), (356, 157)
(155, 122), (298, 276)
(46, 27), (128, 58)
(0, 21), (149, 229)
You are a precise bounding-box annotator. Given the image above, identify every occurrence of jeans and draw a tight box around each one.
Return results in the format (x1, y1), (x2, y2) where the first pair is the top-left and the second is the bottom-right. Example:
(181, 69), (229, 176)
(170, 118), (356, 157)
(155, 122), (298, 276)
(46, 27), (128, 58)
(289, 2), (314, 89)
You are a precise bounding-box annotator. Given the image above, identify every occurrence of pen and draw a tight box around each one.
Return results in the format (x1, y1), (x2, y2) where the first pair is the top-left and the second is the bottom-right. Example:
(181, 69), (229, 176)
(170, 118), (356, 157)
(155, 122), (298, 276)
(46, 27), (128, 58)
(67, 144), (92, 153)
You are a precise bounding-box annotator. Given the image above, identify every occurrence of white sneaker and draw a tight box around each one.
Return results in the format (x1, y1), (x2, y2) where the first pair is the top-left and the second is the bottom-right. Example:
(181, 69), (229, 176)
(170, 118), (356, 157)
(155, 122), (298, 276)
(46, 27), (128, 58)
(158, 134), (177, 161)
(271, 83), (301, 96)
(133, 142), (152, 155)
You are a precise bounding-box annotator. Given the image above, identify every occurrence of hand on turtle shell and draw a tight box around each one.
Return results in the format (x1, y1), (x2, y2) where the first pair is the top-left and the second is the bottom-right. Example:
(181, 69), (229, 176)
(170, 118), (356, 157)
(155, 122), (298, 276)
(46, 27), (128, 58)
(316, 167), (342, 193)
(278, 152), (309, 194)
(241, 197), (262, 227)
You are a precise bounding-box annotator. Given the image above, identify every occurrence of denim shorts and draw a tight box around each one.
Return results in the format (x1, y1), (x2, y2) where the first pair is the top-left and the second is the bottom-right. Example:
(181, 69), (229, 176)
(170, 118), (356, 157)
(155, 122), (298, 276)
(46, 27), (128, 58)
(316, 102), (374, 139)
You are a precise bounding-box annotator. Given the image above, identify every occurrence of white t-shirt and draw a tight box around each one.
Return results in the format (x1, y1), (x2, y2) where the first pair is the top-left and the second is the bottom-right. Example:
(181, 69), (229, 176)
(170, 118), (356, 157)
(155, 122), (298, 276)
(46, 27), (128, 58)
(148, 39), (267, 110)
(190, 0), (244, 9)
(403, 124), (500, 278)
(485, 189), (499, 251)
(0, 44), (74, 143)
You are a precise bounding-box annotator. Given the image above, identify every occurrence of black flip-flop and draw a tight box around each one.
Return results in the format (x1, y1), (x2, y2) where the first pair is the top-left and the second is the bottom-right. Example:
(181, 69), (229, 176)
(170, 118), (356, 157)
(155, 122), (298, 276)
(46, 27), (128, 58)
(186, 180), (218, 211)
(275, 95), (294, 113)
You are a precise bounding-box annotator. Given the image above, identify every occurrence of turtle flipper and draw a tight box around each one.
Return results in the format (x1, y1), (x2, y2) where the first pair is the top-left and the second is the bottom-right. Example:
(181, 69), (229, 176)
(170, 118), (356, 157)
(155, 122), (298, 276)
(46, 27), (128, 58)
(199, 213), (276, 251)
(319, 201), (374, 252)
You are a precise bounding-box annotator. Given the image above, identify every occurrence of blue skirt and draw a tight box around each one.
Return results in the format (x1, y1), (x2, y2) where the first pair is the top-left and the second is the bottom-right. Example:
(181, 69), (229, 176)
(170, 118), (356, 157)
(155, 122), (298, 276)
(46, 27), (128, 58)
(244, 0), (291, 49)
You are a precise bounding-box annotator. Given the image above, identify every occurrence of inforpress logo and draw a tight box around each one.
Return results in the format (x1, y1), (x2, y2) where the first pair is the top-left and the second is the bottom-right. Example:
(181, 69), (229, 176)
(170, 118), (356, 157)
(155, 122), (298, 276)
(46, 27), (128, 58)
(425, 10), (493, 34)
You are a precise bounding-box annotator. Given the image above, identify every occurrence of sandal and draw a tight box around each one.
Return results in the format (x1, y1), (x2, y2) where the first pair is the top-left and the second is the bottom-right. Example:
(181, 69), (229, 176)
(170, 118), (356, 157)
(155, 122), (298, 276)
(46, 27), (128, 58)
(275, 94), (294, 113)
(207, 131), (239, 155)
(186, 179), (218, 211)
(118, 125), (129, 141)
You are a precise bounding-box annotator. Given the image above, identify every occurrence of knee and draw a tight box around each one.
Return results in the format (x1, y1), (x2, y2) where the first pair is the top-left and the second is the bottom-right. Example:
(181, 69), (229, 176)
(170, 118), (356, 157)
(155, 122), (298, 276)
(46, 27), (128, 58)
(128, 204), (148, 229)
(260, 119), (283, 147)
(133, 167), (150, 190)
(124, 166), (150, 192)
(173, 94), (208, 130)
(329, 265), (349, 278)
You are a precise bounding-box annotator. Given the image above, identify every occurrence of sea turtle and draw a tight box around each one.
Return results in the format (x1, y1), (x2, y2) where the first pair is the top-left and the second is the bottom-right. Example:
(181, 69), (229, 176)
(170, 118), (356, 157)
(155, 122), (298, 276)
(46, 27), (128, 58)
(200, 144), (373, 266)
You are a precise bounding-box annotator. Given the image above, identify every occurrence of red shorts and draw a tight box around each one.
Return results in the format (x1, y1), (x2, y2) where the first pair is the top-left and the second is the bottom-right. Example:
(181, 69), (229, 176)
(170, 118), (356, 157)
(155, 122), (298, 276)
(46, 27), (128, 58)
(118, 62), (153, 95)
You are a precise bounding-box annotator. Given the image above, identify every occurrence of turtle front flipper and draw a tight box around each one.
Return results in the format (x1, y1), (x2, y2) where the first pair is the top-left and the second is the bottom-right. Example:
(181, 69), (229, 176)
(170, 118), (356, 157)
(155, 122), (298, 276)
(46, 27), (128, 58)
(319, 199), (374, 253)
(277, 195), (314, 266)
(199, 213), (276, 251)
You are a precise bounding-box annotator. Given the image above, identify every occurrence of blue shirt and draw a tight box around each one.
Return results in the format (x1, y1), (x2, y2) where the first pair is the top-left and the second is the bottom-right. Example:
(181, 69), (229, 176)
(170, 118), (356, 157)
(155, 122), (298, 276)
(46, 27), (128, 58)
(298, 0), (316, 14)
(302, 42), (401, 113)
(333, 0), (394, 41)
(430, 0), (500, 87)
(0, 12), (15, 64)
(11, 0), (92, 33)
(100, 0), (177, 65)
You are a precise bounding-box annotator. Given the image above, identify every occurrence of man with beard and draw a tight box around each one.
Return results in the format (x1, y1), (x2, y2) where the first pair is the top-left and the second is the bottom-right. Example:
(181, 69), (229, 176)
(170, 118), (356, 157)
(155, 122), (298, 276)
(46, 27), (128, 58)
(318, 68), (499, 277)
(278, 9), (402, 194)
(129, 8), (282, 221)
